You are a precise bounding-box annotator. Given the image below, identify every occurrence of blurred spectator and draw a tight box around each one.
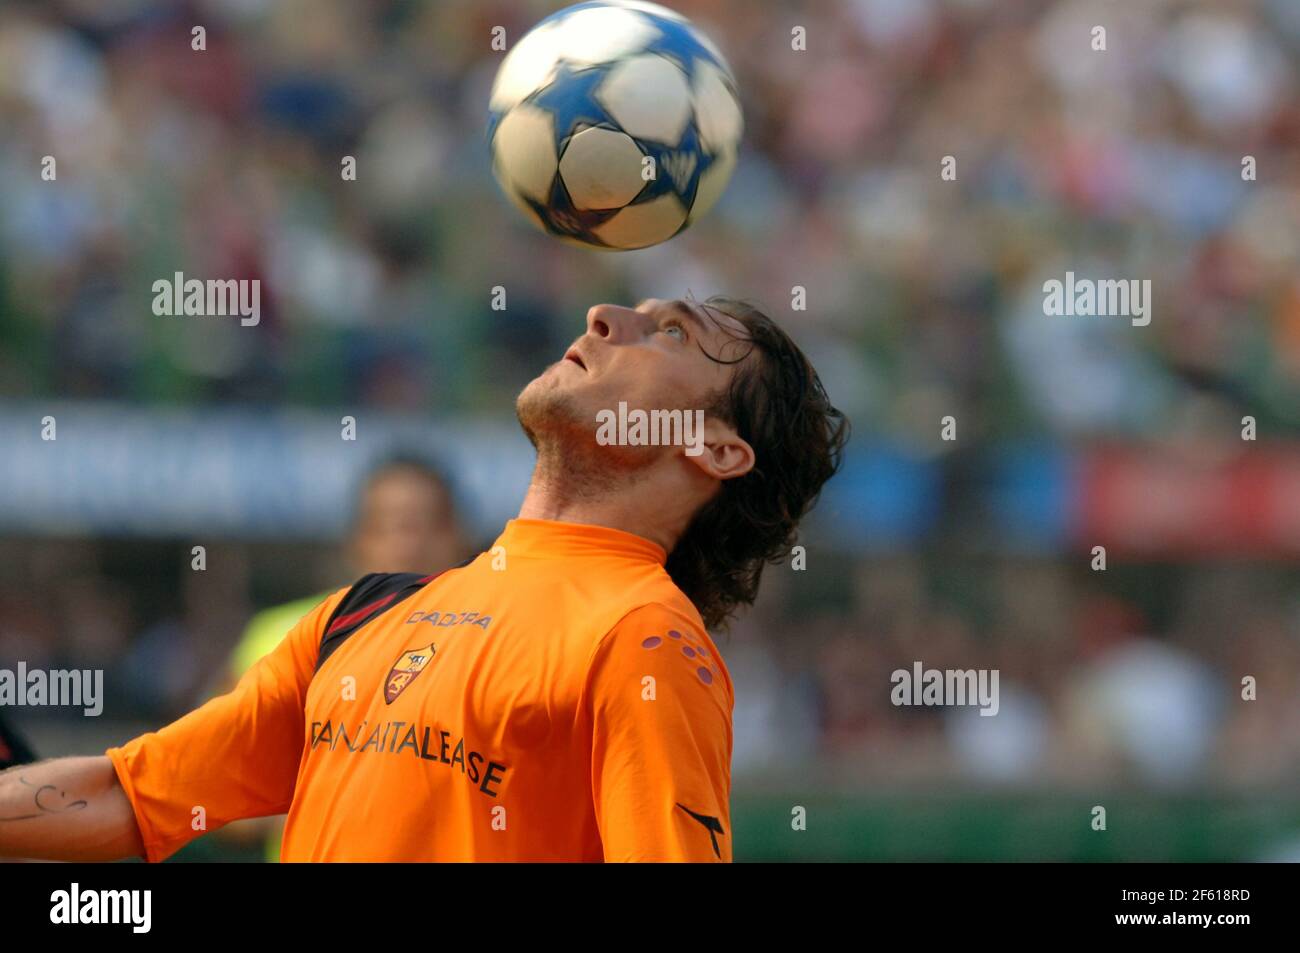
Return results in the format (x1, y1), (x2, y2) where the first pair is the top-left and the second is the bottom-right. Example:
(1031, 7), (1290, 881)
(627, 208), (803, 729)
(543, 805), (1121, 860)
(213, 451), (471, 860)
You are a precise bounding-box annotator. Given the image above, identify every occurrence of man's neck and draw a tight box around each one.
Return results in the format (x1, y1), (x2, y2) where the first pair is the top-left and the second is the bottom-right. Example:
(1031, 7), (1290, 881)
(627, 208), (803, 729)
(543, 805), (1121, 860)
(516, 448), (696, 555)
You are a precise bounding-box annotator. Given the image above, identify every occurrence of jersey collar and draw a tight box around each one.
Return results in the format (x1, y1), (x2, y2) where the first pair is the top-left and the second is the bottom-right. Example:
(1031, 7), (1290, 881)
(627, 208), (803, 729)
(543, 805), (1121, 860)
(493, 518), (668, 566)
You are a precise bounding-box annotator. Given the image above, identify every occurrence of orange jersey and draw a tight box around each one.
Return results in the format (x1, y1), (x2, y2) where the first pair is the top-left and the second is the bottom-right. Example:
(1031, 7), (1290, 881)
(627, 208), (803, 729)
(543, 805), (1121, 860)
(106, 519), (734, 861)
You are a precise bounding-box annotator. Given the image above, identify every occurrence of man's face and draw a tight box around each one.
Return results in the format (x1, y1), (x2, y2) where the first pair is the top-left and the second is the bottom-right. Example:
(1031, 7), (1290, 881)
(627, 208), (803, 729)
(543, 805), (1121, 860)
(516, 298), (751, 460)
(349, 469), (463, 574)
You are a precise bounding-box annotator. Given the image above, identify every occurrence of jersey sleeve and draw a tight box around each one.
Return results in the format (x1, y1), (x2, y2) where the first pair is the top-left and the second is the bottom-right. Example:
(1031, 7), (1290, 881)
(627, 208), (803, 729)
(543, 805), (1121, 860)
(106, 587), (348, 862)
(586, 603), (734, 862)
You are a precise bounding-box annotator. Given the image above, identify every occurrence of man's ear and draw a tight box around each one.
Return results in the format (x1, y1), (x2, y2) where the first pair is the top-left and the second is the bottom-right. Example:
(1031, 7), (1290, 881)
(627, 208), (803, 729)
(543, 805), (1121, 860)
(685, 417), (754, 481)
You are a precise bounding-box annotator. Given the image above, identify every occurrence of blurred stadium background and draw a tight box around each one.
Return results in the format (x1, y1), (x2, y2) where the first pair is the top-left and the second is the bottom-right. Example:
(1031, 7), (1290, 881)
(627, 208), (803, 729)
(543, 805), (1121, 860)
(2, 0), (1299, 861)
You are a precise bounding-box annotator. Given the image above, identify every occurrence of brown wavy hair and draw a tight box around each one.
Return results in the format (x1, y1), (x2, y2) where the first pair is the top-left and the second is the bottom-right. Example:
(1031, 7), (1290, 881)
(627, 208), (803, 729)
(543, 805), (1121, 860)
(666, 296), (849, 631)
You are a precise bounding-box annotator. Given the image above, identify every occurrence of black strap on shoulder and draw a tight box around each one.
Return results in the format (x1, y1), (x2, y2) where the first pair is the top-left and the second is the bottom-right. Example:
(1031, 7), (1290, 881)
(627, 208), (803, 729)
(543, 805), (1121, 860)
(316, 559), (473, 673)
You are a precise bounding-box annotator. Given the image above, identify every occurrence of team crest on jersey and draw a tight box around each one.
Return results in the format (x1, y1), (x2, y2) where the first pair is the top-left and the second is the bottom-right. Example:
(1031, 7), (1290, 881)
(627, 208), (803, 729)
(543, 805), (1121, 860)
(385, 644), (436, 704)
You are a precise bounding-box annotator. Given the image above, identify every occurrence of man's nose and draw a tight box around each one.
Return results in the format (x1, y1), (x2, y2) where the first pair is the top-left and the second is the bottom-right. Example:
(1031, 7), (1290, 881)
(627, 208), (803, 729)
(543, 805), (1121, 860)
(586, 302), (651, 343)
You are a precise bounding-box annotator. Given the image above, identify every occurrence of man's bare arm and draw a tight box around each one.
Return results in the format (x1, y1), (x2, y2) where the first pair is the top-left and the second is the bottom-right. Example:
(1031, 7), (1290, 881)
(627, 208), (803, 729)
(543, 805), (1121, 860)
(0, 756), (144, 861)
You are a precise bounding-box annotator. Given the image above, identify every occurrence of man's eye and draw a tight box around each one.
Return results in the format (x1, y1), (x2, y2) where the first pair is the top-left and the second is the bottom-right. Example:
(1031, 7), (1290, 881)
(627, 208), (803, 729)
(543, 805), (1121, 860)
(663, 321), (687, 342)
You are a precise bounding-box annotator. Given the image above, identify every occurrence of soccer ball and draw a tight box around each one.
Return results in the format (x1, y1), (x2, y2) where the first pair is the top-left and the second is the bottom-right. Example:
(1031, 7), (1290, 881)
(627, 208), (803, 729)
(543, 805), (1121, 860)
(487, 0), (743, 251)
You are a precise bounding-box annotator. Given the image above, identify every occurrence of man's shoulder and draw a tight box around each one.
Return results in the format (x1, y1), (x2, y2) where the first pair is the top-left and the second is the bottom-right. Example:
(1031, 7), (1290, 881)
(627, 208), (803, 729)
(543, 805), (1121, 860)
(587, 563), (708, 636)
(231, 592), (334, 677)
(587, 598), (734, 709)
(609, 594), (706, 636)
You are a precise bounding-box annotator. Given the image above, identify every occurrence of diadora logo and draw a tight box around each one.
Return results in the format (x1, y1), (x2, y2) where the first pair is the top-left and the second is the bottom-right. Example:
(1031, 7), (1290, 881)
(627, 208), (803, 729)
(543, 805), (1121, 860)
(406, 610), (491, 632)
(675, 802), (725, 859)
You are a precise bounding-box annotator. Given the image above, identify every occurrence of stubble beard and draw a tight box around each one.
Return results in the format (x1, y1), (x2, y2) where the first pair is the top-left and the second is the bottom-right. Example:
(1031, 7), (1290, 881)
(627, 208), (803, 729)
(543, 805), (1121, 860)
(516, 376), (657, 505)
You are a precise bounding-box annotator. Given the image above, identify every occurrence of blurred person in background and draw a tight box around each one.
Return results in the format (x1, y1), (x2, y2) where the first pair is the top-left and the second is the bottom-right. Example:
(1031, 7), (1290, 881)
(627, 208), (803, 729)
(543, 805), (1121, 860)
(215, 451), (470, 860)
(221, 452), (470, 693)
(1060, 597), (1223, 788)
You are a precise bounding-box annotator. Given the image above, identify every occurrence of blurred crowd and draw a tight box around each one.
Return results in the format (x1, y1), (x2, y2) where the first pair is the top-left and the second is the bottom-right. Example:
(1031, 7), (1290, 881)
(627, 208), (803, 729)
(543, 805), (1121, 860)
(1, 0), (1297, 434)
(729, 556), (1300, 789)
(1, 0), (1299, 795)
